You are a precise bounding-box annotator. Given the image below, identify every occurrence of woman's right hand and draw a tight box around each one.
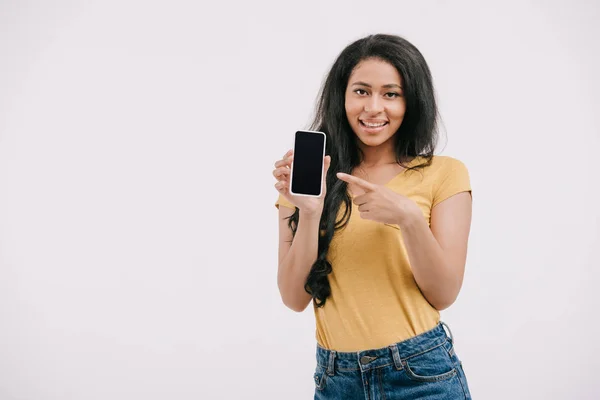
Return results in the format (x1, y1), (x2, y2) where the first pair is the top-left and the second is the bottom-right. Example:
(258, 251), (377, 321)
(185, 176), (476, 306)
(273, 149), (331, 217)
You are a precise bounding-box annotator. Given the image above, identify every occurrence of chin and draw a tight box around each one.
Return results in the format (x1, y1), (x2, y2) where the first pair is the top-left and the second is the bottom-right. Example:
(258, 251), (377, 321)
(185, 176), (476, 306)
(356, 129), (393, 142)
(358, 136), (389, 147)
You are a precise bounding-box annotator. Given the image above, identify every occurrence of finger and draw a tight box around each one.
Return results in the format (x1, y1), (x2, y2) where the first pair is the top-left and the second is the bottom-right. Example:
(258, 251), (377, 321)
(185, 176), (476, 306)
(273, 167), (291, 178)
(324, 155), (331, 171)
(274, 156), (293, 168)
(275, 180), (288, 192)
(276, 174), (289, 187)
(323, 156), (331, 178)
(336, 173), (377, 192)
(353, 195), (369, 207)
(352, 189), (372, 203)
(359, 211), (371, 220)
(282, 149), (293, 159)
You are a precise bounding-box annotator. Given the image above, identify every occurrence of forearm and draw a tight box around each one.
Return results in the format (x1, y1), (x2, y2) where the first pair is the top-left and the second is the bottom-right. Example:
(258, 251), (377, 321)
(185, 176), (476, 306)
(277, 212), (321, 312)
(399, 212), (461, 310)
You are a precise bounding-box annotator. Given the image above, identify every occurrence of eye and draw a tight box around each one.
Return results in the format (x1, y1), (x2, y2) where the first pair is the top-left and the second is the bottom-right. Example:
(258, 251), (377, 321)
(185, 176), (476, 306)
(354, 89), (368, 96)
(385, 92), (401, 98)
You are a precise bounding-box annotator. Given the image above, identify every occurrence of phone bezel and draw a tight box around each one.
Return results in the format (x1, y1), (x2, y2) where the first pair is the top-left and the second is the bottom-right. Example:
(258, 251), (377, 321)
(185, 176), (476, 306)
(289, 130), (327, 198)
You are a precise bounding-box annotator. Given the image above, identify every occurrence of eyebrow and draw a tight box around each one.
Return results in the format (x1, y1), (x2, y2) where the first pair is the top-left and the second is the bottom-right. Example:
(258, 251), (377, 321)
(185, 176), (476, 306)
(351, 81), (403, 89)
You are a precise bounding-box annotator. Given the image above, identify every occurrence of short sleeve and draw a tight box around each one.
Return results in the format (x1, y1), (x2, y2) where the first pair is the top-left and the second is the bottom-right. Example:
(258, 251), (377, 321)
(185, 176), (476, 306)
(432, 157), (472, 207)
(274, 193), (297, 210)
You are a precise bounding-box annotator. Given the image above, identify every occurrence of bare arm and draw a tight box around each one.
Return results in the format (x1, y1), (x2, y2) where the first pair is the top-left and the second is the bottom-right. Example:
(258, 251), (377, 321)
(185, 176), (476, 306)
(277, 206), (321, 312)
(399, 192), (472, 310)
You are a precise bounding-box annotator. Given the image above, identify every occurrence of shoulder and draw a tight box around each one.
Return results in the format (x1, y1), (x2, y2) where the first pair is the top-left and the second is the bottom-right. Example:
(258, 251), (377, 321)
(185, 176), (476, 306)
(429, 155), (468, 171)
(428, 156), (472, 206)
(409, 155), (469, 177)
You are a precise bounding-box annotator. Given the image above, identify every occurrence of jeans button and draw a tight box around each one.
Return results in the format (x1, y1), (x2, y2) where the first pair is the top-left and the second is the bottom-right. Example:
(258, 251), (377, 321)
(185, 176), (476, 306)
(360, 356), (377, 365)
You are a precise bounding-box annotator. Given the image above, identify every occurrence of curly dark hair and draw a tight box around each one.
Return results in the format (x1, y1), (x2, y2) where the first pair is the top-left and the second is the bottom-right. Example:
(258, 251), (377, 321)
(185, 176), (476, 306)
(286, 34), (439, 307)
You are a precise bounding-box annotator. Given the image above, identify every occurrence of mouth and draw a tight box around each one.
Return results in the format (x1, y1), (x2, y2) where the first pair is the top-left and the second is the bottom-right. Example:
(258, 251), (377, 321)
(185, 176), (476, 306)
(359, 119), (388, 133)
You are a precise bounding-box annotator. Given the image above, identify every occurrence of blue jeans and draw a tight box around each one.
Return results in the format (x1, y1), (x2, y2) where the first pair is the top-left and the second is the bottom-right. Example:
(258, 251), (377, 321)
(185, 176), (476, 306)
(313, 322), (472, 399)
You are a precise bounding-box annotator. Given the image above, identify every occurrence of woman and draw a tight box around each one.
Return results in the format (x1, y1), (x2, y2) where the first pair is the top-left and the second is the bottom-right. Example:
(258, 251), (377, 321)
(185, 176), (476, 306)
(272, 34), (473, 399)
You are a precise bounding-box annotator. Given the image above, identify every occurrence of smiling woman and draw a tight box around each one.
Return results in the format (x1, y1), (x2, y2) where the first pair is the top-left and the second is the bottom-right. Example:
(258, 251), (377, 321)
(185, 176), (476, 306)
(271, 34), (473, 400)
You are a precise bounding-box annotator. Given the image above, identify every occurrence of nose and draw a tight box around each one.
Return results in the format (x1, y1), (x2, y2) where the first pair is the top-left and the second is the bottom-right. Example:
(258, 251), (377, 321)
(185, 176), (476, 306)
(364, 95), (383, 114)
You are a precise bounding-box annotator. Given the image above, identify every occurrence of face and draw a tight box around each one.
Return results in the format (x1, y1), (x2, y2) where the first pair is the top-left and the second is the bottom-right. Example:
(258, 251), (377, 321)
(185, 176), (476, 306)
(344, 58), (406, 149)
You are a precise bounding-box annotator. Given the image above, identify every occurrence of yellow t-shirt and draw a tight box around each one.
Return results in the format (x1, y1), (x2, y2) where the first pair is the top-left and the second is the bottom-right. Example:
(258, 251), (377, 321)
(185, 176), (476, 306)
(275, 155), (471, 352)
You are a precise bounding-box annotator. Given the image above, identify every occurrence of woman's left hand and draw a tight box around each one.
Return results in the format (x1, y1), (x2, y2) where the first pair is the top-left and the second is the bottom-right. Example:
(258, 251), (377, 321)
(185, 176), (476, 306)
(336, 172), (421, 226)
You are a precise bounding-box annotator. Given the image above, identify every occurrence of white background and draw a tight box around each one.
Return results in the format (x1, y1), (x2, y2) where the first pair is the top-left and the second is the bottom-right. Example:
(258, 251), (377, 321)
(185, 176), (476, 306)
(1, 0), (598, 399)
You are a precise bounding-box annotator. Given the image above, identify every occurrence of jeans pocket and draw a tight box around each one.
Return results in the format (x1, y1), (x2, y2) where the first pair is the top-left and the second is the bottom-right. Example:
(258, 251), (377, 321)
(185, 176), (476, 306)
(402, 340), (457, 383)
(313, 364), (328, 391)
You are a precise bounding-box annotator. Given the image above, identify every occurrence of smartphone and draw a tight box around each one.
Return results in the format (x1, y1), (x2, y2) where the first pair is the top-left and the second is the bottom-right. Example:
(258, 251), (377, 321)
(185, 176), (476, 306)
(289, 130), (326, 197)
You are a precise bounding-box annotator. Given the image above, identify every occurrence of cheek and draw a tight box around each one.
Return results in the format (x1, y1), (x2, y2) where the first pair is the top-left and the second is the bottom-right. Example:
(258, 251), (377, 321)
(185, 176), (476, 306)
(345, 97), (361, 117)
(344, 94), (361, 114)
(389, 102), (406, 120)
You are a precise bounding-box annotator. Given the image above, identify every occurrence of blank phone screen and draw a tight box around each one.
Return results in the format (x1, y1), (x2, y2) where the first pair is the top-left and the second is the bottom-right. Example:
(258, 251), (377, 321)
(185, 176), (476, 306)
(290, 131), (325, 196)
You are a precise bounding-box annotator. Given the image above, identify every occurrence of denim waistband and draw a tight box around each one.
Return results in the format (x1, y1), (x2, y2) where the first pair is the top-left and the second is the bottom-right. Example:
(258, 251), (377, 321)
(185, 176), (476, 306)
(316, 321), (454, 375)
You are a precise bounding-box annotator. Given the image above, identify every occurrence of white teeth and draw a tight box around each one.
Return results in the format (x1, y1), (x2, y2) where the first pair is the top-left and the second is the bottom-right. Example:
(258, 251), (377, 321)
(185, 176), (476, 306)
(362, 121), (386, 128)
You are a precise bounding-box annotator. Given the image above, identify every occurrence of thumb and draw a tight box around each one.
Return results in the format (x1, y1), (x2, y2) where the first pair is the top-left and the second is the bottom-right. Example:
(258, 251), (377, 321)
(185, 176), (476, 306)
(321, 155), (331, 197)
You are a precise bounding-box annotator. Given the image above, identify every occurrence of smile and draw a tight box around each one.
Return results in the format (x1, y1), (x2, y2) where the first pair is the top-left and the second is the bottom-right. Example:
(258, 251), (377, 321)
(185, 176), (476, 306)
(360, 120), (388, 128)
(359, 120), (388, 133)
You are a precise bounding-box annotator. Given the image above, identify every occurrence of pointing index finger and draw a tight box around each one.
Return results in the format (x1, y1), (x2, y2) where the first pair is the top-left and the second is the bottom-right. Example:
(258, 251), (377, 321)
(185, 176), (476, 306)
(336, 173), (377, 192)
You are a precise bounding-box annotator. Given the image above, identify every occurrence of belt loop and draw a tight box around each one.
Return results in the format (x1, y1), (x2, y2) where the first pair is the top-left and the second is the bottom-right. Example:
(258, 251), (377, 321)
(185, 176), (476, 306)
(389, 345), (403, 370)
(440, 321), (454, 343)
(326, 350), (336, 376)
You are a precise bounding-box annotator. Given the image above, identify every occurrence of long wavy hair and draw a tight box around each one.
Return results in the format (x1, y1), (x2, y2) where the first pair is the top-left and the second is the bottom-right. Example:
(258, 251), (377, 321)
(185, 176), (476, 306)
(287, 34), (439, 307)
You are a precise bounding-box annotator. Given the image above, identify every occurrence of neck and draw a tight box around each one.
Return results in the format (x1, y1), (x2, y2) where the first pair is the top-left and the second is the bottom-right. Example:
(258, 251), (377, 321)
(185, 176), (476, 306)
(358, 142), (397, 168)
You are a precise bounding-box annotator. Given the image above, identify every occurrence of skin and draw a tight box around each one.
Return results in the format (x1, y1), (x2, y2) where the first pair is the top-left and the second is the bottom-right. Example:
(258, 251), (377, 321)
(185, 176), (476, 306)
(273, 57), (472, 311)
(344, 58), (406, 168)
